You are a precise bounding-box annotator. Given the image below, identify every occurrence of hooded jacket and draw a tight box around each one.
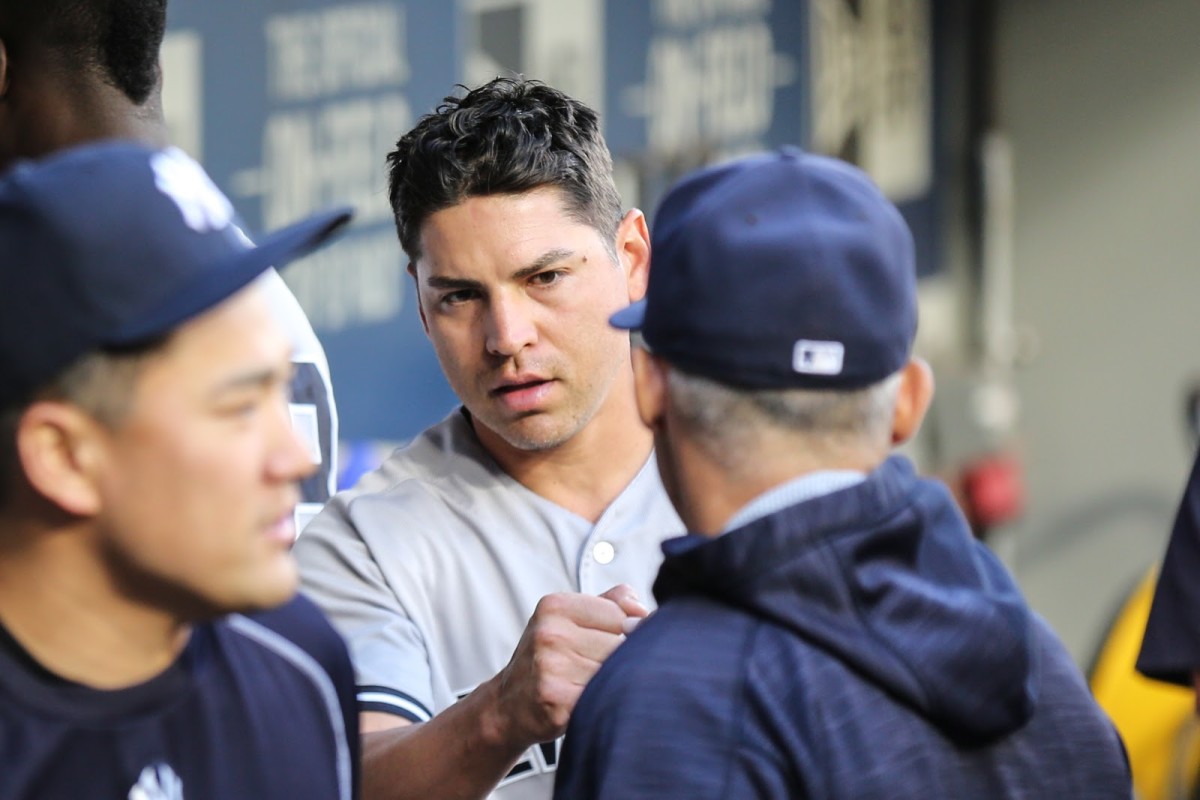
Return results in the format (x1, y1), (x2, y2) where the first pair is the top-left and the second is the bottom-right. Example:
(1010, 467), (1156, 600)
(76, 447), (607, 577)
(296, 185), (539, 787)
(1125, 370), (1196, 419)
(554, 456), (1131, 799)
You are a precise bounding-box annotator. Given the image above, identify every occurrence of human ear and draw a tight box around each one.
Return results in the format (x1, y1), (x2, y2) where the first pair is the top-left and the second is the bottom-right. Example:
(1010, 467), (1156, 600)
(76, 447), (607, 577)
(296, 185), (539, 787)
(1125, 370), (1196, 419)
(615, 209), (651, 303)
(15, 402), (107, 517)
(892, 358), (934, 446)
(631, 347), (667, 431)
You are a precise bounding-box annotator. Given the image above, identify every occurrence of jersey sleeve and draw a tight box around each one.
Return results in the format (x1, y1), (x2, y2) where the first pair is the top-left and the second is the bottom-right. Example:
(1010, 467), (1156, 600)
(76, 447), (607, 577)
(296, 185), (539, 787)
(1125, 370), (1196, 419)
(294, 498), (435, 724)
(1138, 447), (1200, 685)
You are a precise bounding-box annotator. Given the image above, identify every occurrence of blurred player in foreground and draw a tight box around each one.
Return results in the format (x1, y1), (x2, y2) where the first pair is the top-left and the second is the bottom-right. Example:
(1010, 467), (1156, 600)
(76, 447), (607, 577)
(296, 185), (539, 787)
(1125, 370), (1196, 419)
(0, 142), (356, 799)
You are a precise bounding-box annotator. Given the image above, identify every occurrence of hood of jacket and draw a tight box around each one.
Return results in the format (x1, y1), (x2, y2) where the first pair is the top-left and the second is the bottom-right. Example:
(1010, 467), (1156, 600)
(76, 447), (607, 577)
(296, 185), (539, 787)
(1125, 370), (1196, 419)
(653, 455), (1037, 743)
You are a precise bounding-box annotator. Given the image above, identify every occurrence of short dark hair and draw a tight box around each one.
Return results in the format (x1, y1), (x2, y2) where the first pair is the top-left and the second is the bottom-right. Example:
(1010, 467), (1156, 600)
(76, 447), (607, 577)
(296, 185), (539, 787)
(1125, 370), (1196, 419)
(0, 339), (164, 506)
(0, 0), (167, 104)
(385, 76), (623, 264)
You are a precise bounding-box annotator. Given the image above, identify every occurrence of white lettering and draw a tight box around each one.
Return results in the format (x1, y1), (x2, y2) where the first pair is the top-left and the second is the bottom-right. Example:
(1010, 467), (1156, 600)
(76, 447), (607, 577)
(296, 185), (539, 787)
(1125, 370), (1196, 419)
(258, 94), (411, 230)
(809, 0), (932, 200)
(654, 0), (770, 28)
(267, 3), (409, 102)
(647, 22), (775, 152)
(283, 230), (404, 332)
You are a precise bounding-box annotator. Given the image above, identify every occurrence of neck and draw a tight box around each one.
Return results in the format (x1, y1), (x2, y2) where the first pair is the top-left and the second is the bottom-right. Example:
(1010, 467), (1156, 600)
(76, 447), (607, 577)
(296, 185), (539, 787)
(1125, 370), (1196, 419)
(7, 70), (169, 169)
(474, 370), (654, 523)
(668, 432), (883, 536)
(0, 515), (190, 689)
(51, 82), (169, 149)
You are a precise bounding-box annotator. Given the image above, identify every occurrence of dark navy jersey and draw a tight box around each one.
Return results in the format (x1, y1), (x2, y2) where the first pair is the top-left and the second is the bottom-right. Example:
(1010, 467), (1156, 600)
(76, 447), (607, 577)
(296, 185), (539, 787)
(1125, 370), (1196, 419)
(0, 594), (359, 800)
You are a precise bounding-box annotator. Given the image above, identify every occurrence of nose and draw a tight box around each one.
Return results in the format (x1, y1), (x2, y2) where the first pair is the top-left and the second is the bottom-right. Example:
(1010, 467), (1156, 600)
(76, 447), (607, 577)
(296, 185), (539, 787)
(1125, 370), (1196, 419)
(268, 399), (319, 483)
(484, 292), (537, 358)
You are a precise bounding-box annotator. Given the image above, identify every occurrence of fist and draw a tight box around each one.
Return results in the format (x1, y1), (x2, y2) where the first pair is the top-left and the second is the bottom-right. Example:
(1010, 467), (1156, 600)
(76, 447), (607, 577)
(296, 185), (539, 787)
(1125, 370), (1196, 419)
(496, 586), (648, 744)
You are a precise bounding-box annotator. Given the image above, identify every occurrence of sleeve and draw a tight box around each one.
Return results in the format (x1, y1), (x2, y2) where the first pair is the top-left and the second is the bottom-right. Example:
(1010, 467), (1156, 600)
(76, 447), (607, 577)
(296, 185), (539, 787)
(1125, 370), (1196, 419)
(1138, 447), (1200, 685)
(293, 497), (436, 724)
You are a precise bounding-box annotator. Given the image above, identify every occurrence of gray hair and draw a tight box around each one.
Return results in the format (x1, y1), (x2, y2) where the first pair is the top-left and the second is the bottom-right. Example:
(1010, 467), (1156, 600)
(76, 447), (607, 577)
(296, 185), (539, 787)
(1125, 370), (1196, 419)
(665, 366), (902, 465)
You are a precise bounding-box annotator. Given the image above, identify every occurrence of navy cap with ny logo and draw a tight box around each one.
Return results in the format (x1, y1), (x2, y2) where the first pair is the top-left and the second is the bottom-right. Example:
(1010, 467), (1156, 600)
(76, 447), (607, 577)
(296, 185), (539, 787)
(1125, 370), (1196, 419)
(611, 146), (917, 391)
(0, 141), (353, 407)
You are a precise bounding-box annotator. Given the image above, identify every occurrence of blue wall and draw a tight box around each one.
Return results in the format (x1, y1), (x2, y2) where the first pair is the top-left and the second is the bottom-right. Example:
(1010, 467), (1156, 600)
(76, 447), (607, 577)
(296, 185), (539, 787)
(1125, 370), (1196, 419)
(165, 0), (941, 447)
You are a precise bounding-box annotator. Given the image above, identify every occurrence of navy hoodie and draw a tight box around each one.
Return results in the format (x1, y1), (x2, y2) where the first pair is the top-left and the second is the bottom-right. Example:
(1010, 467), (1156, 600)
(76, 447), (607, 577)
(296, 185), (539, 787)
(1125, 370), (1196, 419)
(554, 456), (1131, 799)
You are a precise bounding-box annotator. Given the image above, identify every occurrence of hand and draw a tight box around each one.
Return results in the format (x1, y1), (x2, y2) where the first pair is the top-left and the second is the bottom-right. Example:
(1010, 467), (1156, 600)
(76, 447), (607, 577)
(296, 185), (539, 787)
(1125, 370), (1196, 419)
(601, 583), (651, 634)
(492, 585), (648, 746)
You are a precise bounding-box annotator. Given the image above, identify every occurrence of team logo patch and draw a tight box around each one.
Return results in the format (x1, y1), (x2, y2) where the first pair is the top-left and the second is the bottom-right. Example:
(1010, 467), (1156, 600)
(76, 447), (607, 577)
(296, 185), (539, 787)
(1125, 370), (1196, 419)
(151, 147), (234, 233)
(793, 339), (845, 376)
(128, 763), (184, 800)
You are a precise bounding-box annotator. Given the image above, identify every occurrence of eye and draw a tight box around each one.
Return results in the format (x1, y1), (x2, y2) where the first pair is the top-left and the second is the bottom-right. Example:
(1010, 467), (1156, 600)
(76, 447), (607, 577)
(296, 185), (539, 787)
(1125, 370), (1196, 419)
(219, 397), (262, 419)
(529, 270), (565, 288)
(440, 288), (479, 307)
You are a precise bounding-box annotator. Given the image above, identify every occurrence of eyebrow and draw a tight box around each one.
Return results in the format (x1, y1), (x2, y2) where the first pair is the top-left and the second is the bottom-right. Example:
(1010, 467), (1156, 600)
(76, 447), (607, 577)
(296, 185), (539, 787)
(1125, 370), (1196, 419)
(424, 247), (576, 292)
(208, 364), (292, 399)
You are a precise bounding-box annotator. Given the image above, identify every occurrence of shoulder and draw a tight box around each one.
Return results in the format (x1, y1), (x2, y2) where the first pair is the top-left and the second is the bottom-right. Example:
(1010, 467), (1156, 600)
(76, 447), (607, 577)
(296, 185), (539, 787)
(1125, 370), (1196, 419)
(231, 594), (353, 680)
(344, 411), (493, 503)
(300, 411), (514, 548)
(559, 602), (775, 800)
(582, 598), (761, 720)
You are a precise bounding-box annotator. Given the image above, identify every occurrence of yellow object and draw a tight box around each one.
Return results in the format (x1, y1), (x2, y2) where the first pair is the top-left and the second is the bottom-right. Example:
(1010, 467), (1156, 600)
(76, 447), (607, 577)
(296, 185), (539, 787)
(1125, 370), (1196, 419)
(1090, 569), (1199, 800)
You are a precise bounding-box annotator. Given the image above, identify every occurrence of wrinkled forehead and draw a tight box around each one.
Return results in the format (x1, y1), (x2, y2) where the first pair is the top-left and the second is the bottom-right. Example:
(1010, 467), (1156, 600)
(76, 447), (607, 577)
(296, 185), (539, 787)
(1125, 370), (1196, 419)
(415, 188), (604, 275)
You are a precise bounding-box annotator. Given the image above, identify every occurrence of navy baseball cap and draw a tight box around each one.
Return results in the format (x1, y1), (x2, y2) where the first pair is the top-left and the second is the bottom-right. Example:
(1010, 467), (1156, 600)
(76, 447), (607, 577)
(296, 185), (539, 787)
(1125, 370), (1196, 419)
(612, 146), (917, 390)
(0, 141), (353, 407)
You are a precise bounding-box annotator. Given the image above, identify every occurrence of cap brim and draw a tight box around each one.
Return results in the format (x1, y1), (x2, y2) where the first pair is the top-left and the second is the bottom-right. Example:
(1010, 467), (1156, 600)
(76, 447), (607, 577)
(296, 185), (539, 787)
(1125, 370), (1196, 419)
(111, 206), (353, 343)
(609, 299), (647, 330)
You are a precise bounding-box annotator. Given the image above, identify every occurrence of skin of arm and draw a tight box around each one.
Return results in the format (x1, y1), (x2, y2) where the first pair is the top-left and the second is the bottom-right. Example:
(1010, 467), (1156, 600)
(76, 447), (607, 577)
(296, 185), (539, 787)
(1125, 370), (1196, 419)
(358, 585), (647, 800)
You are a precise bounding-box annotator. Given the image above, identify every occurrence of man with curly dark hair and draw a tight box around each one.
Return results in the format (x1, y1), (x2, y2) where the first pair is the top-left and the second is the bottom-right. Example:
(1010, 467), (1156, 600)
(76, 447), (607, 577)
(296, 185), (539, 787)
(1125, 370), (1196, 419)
(296, 77), (683, 800)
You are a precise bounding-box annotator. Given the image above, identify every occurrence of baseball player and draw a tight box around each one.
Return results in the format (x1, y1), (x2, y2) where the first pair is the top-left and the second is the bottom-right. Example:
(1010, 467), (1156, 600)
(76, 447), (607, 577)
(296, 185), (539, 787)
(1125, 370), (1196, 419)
(294, 77), (683, 800)
(552, 148), (1132, 799)
(0, 142), (355, 799)
(0, 0), (340, 525)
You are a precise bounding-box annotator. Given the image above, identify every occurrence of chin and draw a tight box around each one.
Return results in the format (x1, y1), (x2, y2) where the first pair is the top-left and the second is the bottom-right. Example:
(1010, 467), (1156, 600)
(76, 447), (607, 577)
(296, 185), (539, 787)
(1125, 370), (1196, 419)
(220, 560), (300, 615)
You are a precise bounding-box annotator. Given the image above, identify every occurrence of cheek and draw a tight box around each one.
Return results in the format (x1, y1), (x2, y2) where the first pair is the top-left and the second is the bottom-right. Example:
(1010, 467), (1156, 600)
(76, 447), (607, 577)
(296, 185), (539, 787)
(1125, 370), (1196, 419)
(101, 430), (257, 554)
(427, 321), (484, 383)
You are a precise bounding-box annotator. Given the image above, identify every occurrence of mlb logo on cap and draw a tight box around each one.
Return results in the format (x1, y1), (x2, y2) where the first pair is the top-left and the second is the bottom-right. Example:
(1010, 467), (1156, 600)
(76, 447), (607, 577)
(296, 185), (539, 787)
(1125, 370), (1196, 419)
(610, 146), (917, 391)
(793, 340), (846, 377)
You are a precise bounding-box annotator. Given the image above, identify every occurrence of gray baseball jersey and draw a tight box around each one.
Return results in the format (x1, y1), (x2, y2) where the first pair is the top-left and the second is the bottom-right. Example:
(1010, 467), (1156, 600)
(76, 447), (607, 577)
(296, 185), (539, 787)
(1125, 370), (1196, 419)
(294, 408), (683, 800)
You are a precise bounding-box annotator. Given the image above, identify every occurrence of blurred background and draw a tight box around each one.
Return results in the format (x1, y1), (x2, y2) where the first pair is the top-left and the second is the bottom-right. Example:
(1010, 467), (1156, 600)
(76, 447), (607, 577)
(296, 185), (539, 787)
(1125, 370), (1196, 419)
(161, 0), (1200, 791)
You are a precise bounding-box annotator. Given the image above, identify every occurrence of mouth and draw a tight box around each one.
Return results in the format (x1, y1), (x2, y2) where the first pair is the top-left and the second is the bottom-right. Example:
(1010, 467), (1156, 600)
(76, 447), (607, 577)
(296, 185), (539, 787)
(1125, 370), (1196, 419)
(489, 377), (555, 413)
(264, 505), (298, 545)
(490, 377), (551, 397)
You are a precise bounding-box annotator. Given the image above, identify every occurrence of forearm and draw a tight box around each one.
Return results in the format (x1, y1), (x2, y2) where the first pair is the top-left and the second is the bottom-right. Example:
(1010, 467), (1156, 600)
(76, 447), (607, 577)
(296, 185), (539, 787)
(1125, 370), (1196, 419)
(360, 679), (526, 800)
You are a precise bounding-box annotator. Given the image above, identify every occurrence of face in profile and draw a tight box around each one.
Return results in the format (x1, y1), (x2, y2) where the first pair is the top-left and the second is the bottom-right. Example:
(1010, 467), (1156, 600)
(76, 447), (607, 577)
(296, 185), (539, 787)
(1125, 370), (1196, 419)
(88, 282), (315, 617)
(413, 187), (646, 457)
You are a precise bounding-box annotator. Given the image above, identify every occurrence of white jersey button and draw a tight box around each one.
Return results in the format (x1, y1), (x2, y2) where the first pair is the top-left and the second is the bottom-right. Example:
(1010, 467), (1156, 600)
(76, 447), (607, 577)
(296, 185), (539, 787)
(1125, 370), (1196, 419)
(592, 541), (616, 565)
